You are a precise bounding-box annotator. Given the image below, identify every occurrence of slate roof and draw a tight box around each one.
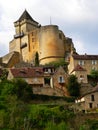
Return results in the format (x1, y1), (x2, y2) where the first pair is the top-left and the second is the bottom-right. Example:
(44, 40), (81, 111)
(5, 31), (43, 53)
(15, 10), (38, 23)
(73, 54), (98, 60)
(79, 84), (98, 98)
(10, 67), (44, 78)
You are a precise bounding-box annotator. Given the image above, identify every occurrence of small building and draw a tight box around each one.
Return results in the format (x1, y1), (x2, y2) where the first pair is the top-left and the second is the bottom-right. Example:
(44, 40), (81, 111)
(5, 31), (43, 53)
(68, 53), (98, 75)
(70, 64), (88, 83)
(8, 67), (44, 87)
(52, 66), (69, 96)
(75, 84), (98, 111)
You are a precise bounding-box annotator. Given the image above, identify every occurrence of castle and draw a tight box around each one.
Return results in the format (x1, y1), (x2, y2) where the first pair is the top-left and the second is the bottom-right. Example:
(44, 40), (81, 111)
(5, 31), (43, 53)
(1, 10), (98, 111)
(9, 10), (74, 65)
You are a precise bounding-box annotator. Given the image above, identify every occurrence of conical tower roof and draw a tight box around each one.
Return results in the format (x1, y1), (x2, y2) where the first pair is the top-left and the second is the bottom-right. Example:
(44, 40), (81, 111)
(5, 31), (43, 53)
(16, 10), (38, 23)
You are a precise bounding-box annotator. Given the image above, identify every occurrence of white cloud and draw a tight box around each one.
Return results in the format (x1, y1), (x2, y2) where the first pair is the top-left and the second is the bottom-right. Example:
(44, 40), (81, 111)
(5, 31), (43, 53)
(0, 0), (98, 56)
(73, 39), (86, 54)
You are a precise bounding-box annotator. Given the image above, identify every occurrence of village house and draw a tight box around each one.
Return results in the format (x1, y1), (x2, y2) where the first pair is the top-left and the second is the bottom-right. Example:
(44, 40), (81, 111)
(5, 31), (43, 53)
(68, 53), (98, 83)
(70, 64), (88, 83)
(7, 66), (69, 96)
(52, 66), (69, 96)
(75, 84), (98, 111)
(68, 53), (98, 74)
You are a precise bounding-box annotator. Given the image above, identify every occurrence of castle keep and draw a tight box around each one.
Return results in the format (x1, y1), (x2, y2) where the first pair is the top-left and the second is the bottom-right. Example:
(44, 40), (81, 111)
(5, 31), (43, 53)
(9, 10), (74, 65)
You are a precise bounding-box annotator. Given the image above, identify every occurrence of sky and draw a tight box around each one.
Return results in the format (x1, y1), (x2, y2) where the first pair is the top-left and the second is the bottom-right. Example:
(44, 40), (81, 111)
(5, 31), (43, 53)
(0, 0), (98, 56)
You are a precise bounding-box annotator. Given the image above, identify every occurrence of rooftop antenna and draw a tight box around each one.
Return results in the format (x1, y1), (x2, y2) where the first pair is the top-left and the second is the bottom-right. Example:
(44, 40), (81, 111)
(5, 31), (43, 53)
(50, 16), (52, 25)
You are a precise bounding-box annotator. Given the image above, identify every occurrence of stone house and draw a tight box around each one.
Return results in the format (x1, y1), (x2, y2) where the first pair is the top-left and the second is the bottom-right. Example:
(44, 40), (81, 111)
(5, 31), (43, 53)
(51, 66), (69, 96)
(7, 66), (69, 96)
(68, 53), (98, 74)
(75, 84), (98, 111)
(8, 67), (45, 87)
(70, 64), (88, 83)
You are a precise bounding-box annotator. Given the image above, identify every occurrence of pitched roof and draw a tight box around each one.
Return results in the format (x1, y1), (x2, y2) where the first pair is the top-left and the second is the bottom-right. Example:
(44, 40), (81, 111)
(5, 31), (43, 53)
(79, 84), (98, 98)
(71, 64), (86, 73)
(72, 54), (98, 60)
(92, 84), (98, 92)
(16, 10), (38, 23)
(10, 67), (44, 78)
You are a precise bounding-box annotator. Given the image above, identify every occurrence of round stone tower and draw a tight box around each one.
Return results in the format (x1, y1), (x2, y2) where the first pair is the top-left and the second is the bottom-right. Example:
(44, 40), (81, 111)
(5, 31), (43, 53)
(39, 25), (65, 65)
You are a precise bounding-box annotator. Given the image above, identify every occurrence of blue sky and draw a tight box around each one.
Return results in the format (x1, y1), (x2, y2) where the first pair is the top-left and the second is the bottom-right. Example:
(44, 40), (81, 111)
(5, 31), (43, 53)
(0, 0), (98, 56)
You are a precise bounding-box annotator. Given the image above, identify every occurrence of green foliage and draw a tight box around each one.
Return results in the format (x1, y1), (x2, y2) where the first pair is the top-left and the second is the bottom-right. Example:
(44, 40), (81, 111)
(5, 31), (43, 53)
(0, 79), (33, 102)
(67, 75), (80, 97)
(88, 69), (98, 86)
(0, 79), (98, 130)
(32, 94), (75, 102)
(28, 105), (74, 129)
(12, 78), (33, 102)
(35, 52), (39, 66)
(0, 69), (8, 81)
(45, 59), (68, 71)
(86, 119), (98, 130)
(0, 79), (32, 129)
(45, 121), (69, 130)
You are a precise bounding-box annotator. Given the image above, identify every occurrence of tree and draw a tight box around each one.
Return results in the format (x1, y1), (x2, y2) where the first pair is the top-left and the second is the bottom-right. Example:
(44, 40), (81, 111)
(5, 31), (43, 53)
(88, 69), (98, 86)
(12, 78), (33, 102)
(35, 52), (39, 66)
(0, 79), (33, 102)
(67, 75), (80, 97)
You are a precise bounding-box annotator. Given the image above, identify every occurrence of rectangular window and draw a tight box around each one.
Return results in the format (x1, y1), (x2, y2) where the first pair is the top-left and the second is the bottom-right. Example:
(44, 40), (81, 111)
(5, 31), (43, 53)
(89, 103), (93, 108)
(92, 66), (96, 70)
(78, 60), (84, 66)
(58, 76), (65, 83)
(91, 95), (94, 101)
(44, 78), (50, 85)
(92, 60), (97, 65)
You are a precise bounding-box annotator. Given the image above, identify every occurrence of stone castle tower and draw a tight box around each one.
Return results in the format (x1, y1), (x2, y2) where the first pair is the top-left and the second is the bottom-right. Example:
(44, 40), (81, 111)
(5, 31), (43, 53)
(9, 10), (75, 65)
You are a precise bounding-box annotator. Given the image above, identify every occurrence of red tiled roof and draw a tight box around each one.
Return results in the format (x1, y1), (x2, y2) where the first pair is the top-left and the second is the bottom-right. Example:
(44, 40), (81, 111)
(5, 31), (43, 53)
(10, 68), (44, 78)
(71, 64), (86, 73)
(73, 54), (98, 60)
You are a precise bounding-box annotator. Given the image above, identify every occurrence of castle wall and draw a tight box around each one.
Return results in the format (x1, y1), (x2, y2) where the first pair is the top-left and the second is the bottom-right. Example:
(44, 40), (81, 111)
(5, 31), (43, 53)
(20, 35), (29, 62)
(28, 29), (39, 63)
(39, 25), (65, 64)
(9, 39), (21, 53)
(14, 20), (38, 34)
